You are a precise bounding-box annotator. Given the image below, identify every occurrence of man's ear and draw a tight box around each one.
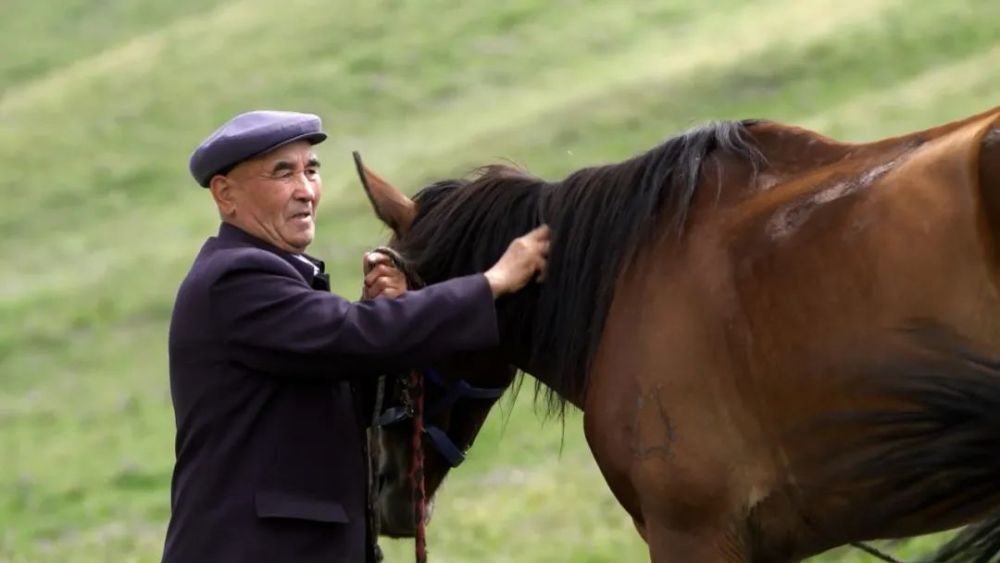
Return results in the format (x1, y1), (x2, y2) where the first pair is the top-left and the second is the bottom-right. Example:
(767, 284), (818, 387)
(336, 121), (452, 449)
(209, 175), (237, 218)
(353, 151), (416, 236)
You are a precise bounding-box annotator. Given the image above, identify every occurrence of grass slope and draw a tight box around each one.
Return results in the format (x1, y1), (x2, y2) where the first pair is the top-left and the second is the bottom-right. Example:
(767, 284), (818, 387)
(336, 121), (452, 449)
(1, 1), (998, 561)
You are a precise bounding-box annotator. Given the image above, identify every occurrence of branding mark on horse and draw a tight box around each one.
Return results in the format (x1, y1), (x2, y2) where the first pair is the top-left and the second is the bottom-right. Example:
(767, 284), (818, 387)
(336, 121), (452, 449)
(631, 385), (674, 459)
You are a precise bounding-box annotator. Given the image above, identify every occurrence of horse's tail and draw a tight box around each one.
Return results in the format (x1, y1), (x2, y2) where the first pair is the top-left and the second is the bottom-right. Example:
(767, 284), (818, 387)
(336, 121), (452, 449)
(809, 327), (1000, 562)
(929, 516), (1000, 563)
(876, 350), (1000, 563)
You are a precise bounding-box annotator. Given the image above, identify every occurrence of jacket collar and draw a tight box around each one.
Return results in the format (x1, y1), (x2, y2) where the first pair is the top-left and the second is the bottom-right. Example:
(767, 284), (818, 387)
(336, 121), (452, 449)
(215, 222), (326, 284)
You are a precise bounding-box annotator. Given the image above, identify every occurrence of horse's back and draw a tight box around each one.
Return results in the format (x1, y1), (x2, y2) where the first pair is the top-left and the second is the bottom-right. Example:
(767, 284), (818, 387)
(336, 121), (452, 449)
(725, 106), (1000, 352)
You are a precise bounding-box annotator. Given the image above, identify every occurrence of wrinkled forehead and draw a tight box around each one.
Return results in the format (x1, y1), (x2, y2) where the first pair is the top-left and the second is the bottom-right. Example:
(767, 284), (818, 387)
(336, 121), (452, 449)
(249, 140), (319, 169)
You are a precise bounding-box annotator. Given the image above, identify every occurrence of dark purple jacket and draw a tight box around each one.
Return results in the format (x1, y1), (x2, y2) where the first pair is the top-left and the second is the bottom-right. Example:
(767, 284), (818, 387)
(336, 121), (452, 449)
(162, 223), (498, 563)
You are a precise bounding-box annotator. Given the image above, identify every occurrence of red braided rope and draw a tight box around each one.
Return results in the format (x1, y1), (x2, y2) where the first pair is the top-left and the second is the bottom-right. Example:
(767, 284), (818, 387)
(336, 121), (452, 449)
(409, 370), (428, 563)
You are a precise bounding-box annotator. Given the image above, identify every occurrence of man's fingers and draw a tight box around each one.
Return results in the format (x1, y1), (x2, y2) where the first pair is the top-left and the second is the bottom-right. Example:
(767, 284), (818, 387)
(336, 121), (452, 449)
(530, 224), (551, 236)
(364, 264), (399, 286)
(370, 274), (401, 293)
(529, 224), (551, 241)
(515, 225), (550, 245)
(526, 226), (551, 257)
(364, 252), (393, 274)
(370, 277), (389, 296)
(368, 277), (403, 299)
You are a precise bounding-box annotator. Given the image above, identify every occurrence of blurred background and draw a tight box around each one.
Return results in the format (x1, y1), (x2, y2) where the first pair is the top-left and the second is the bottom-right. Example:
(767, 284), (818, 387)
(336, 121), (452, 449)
(1, 0), (997, 561)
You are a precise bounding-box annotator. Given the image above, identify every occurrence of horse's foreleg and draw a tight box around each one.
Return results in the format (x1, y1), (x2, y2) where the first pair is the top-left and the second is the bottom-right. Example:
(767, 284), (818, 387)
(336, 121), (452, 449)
(632, 517), (648, 543)
(644, 521), (750, 563)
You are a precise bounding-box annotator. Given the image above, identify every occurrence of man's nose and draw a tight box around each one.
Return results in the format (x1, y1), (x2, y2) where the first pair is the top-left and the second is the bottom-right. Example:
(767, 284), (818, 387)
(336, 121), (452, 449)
(293, 175), (317, 201)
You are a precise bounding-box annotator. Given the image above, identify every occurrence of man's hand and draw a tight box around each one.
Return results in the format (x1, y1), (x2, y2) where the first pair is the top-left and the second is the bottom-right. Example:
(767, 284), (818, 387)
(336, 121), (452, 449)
(483, 225), (550, 297)
(363, 252), (408, 300)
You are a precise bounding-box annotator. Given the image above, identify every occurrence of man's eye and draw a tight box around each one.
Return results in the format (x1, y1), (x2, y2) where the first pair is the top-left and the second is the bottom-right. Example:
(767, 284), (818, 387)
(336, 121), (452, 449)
(306, 168), (319, 177)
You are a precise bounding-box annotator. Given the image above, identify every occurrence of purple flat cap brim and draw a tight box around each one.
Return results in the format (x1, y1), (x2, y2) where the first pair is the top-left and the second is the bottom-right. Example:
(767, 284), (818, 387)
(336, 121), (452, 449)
(189, 110), (328, 187)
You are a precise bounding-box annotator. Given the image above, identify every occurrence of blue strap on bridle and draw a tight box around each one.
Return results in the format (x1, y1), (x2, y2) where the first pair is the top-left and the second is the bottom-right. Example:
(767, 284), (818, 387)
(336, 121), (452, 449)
(375, 368), (507, 467)
(376, 405), (410, 426)
(423, 368), (506, 414)
(423, 426), (467, 467)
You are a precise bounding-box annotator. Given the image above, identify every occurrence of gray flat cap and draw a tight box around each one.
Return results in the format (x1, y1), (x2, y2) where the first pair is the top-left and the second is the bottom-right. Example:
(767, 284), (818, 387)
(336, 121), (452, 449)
(189, 110), (328, 187)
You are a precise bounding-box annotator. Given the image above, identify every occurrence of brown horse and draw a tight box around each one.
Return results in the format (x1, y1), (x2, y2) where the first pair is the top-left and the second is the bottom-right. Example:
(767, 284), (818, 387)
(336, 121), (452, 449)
(363, 105), (1000, 562)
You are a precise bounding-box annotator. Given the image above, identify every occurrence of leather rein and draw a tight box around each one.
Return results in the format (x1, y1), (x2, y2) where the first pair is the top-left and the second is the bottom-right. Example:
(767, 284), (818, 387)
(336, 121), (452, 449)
(367, 246), (507, 563)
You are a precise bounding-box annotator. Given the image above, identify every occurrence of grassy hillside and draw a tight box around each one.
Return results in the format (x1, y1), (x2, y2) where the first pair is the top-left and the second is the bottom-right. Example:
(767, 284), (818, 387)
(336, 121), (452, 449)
(1, 0), (998, 561)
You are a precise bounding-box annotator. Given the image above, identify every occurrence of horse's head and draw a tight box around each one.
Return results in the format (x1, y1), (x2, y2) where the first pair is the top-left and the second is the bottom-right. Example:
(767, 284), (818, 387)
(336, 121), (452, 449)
(354, 154), (517, 537)
(374, 355), (515, 537)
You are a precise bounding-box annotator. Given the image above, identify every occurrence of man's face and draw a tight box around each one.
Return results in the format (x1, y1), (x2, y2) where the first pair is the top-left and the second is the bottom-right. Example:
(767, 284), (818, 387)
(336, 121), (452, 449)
(212, 141), (322, 253)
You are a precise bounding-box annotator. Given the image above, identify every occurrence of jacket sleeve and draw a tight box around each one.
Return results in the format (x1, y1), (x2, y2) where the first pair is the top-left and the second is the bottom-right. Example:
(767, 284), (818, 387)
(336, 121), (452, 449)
(208, 251), (499, 378)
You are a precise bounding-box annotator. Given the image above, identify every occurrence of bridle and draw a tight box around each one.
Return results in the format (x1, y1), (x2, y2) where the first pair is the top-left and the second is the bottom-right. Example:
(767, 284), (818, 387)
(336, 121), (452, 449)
(377, 367), (507, 468)
(366, 246), (508, 563)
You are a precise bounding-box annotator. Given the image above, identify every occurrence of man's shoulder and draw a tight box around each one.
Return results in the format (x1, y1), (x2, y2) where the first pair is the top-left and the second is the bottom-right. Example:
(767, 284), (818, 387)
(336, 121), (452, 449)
(186, 240), (301, 290)
(211, 244), (295, 271)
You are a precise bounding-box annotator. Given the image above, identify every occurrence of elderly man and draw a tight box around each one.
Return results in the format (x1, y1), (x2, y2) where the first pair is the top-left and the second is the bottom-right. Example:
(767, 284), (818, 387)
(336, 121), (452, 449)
(162, 110), (549, 563)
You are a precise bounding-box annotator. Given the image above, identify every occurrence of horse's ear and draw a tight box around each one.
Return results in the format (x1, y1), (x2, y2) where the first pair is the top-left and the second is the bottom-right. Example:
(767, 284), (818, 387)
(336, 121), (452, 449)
(352, 151), (416, 236)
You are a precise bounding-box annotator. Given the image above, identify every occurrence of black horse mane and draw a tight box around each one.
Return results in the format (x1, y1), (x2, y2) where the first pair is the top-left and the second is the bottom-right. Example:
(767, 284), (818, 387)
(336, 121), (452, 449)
(396, 120), (765, 415)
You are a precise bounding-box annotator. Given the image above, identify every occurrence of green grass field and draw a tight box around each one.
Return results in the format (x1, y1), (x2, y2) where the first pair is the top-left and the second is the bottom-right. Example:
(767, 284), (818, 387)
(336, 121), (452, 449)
(2, 0), (998, 561)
